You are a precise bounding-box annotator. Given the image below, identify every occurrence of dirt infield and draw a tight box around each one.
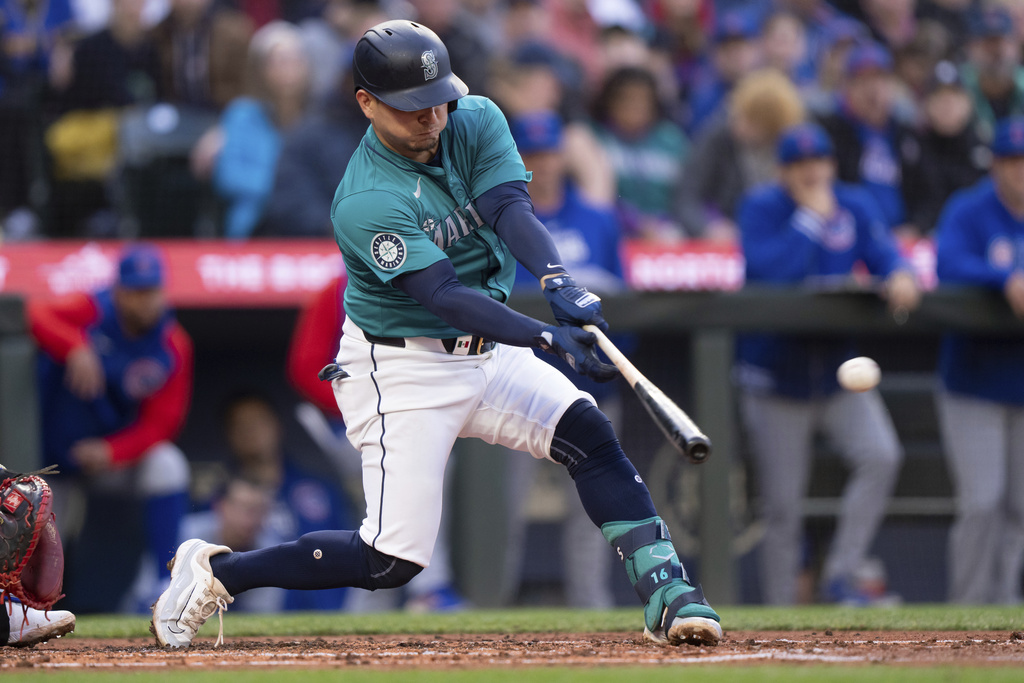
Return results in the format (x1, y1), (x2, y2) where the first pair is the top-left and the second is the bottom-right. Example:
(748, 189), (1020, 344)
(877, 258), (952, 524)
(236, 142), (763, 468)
(3, 631), (1024, 670)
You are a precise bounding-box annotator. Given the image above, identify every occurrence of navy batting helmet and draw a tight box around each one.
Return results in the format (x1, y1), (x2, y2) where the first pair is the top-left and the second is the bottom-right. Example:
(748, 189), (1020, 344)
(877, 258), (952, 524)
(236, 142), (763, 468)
(353, 20), (468, 112)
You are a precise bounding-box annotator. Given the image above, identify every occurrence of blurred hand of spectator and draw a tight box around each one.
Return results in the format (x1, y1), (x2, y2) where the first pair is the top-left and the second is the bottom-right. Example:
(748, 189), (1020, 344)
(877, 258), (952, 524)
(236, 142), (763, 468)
(1004, 270), (1024, 317)
(70, 438), (113, 475)
(884, 269), (921, 313)
(190, 125), (224, 180)
(703, 217), (739, 244)
(65, 345), (106, 400)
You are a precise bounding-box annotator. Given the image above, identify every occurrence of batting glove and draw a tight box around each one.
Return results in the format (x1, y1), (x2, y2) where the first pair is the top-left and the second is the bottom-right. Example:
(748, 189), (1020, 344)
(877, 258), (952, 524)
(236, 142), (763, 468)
(535, 325), (618, 382)
(541, 274), (609, 333)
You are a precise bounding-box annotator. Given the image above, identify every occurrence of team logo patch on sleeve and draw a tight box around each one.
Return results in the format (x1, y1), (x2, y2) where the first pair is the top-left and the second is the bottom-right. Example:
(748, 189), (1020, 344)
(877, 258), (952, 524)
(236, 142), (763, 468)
(371, 233), (407, 270)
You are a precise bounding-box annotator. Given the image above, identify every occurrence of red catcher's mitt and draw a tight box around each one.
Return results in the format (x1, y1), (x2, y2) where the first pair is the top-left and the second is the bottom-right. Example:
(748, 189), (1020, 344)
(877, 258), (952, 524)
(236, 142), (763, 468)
(0, 469), (64, 610)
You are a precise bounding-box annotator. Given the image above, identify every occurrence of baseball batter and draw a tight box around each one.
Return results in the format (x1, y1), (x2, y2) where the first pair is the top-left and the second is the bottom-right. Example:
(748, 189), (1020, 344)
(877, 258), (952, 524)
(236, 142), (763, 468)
(152, 20), (721, 648)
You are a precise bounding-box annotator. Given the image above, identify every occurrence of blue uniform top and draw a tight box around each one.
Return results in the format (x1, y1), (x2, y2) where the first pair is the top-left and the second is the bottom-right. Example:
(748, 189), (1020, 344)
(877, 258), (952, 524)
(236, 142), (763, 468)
(935, 177), (1024, 405)
(736, 182), (905, 398)
(36, 289), (176, 470)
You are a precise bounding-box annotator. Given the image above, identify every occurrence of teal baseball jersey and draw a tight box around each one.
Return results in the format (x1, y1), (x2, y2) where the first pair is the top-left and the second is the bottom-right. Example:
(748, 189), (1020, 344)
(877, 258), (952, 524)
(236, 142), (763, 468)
(331, 96), (530, 338)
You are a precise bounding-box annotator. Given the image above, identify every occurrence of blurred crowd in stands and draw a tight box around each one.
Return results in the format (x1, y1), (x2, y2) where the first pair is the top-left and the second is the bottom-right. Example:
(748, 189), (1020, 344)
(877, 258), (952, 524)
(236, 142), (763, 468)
(0, 0), (1014, 245)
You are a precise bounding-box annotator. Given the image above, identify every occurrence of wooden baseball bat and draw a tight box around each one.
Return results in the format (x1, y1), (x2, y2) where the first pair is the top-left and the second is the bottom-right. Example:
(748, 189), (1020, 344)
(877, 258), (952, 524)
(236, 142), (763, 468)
(583, 325), (712, 464)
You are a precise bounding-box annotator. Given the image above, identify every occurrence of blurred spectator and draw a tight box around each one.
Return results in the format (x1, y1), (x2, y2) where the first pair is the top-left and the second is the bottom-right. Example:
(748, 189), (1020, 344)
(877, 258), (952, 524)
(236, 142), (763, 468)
(504, 110), (620, 607)
(177, 475), (288, 612)
(27, 243), (192, 612)
(298, 0), (384, 106)
(761, 10), (816, 87)
(675, 67), (805, 241)
(590, 65), (689, 242)
(191, 20), (311, 238)
(891, 19), (951, 108)
(904, 60), (989, 237)
(801, 17), (869, 115)
(773, 0), (851, 75)
(916, 0), (981, 54)
(736, 123), (919, 605)
(934, 116), (1024, 605)
(403, 0), (493, 98)
(220, 389), (352, 610)
(44, 0), (162, 238)
(0, 0), (76, 240)
(647, 0), (711, 108)
(850, 0), (919, 52)
(960, 6), (1024, 144)
(686, 7), (763, 136)
(817, 42), (922, 232)
(286, 276), (469, 613)
(70, 0), (169, 34)
(489, 42), (616, 208)
(152, 0), (253, 112)
(263, 69), (363, 237)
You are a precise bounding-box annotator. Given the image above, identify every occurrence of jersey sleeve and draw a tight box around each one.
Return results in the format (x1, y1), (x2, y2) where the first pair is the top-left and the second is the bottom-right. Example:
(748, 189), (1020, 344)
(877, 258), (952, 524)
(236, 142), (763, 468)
(26, 293), (100, 361)
(463, 98), (530, 198)
(287, 276), (344, 418)
(104, 323), (193, 466)
(935, 189), (1010, 288)
(333, 189), (448, 284)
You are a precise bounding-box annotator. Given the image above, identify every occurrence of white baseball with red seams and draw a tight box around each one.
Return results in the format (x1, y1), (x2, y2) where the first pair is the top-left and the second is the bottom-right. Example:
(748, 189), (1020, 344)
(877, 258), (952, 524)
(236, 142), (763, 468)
(837, 357), (881, 392)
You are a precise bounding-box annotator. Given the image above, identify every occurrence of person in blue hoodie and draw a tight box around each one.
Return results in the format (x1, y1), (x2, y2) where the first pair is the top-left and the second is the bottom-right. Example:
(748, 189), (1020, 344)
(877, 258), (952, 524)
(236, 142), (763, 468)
(934, 116), (1024, 605)
(736, 122), (920, 605)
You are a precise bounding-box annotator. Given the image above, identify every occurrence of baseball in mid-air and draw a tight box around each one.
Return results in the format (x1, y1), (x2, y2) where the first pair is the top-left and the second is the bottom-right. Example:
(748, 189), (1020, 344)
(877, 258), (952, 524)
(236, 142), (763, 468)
(837, 357), (881, 392)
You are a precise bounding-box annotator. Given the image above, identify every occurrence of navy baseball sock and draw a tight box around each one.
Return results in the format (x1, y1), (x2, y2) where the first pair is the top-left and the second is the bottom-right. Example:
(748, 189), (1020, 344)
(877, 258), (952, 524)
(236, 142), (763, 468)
(209, 530), (422, 596)
(553, 399), (657, 526)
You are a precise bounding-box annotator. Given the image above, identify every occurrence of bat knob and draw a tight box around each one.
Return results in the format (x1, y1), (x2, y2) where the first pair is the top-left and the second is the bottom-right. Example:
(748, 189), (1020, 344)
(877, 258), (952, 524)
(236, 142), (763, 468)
(686, 438), (712, 465)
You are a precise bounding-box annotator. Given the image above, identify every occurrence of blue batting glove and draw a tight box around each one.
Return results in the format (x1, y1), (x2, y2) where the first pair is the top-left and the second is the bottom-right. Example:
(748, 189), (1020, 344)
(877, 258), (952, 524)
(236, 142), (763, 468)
(541, 274), (609, 333)
(535, 325), (618, 382)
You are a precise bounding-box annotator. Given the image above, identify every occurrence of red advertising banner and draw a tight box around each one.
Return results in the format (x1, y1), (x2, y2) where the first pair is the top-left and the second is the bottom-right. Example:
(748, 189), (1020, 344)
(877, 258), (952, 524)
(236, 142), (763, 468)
(0, 238), (936, 307)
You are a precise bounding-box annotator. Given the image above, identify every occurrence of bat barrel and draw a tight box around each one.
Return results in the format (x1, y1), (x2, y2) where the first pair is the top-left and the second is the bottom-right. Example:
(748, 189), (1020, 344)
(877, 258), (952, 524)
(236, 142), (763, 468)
(685, 435), (712, 464)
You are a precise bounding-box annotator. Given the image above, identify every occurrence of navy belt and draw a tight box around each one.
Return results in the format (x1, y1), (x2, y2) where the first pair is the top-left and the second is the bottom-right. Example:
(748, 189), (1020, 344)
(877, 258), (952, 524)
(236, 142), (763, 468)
(364, 332), (495, 356)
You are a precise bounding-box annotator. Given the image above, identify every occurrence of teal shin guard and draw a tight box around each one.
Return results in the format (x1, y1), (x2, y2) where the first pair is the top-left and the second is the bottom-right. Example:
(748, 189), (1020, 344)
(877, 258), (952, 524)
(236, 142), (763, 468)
(602, 517), (720, 638)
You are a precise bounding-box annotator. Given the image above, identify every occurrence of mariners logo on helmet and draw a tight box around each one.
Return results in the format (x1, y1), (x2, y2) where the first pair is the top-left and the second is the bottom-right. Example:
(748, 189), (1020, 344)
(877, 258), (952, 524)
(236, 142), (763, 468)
(371, 233), (407, 270)
(421, 50), (438, 81)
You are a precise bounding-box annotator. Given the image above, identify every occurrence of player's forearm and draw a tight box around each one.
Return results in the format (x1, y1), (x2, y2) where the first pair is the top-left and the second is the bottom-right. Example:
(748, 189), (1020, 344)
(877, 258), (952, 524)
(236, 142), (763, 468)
(476, 181), (566, 281)
(394, 261), (546, 347)
(26, 294), (98, 360)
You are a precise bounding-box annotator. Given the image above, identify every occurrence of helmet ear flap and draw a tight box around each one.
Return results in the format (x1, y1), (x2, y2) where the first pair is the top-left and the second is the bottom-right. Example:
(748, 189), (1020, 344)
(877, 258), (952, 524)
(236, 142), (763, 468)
(448, 100), (458, 114)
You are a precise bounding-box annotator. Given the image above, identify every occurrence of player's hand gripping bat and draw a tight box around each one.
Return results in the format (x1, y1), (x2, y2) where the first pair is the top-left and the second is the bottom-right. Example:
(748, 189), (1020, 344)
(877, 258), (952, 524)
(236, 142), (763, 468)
(582, 325), (712, 464)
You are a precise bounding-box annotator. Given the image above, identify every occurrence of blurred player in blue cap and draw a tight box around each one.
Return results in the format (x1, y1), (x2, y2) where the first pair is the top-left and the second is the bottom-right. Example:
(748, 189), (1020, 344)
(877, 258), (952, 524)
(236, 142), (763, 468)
(934, 116), (1024, 604)
(736, 122), (920, 605)
(27, 243), (194, 612)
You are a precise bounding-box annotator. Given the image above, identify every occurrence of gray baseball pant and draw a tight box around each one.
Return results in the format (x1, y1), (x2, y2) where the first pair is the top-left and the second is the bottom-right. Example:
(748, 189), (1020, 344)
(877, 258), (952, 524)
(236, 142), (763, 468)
(740, 389), (903, 604)
(936, 389), (1024, 604)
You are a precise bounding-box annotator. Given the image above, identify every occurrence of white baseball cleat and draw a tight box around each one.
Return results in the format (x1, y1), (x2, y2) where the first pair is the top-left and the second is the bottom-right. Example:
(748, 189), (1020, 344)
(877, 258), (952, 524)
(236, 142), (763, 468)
(151, 539), (234, 648)
(643, 611), (723, 647)
(5, 605), (76, 647)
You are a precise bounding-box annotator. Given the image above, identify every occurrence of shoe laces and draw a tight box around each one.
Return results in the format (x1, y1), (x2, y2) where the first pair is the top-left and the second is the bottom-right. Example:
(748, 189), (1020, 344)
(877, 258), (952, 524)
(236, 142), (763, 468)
(181, 593), (230, 647)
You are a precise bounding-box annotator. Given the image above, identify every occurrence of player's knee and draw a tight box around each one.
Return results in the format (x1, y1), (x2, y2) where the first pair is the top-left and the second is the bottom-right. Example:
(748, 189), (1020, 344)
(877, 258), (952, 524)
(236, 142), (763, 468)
(551, 399), (622, 478)
(362, 543), (424, 590)
(137, 442), (190, 496)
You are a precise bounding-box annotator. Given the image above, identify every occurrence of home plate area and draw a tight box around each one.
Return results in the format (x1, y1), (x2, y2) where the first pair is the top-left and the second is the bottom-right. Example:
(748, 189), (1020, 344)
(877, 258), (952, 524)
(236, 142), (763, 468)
(3, 631), (1023, 670)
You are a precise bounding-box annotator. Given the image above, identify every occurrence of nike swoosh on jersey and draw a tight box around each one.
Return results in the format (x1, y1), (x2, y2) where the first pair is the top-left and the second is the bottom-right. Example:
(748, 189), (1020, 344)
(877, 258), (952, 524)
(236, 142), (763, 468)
(414, 177), (422, 199)
(546, 263), (563, 269)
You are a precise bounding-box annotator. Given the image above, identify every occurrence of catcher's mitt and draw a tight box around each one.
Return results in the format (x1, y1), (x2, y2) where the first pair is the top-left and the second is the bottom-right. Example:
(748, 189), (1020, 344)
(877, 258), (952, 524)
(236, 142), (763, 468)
(0, 465), (64, 610)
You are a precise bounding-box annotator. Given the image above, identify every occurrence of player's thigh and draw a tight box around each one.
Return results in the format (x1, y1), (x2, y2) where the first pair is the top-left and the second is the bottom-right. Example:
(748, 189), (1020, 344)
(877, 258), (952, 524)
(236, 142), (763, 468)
(822, 389), (902, 467)
(739, 391), (817, 503)
(355, 404), (463, 567)
(461, 345), (591, 461)
(936, 389), (1008, 511)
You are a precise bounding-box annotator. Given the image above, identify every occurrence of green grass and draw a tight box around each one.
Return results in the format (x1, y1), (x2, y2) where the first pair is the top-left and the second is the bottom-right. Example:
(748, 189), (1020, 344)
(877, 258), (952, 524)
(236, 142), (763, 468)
(2, 669), (1022, 683)
(67, 604), (1024, 640)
